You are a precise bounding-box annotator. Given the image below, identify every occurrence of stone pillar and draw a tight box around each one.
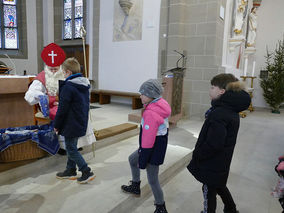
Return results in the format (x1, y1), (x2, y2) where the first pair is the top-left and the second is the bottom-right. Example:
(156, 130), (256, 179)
(91, 0), (100, 89)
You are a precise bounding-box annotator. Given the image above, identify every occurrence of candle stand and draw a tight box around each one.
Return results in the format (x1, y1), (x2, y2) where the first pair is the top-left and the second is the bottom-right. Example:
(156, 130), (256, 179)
(239, 76), (256, 118)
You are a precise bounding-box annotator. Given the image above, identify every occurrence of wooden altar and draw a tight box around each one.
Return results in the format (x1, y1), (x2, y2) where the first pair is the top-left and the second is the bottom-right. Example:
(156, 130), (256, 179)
(0, 76), (35, 129)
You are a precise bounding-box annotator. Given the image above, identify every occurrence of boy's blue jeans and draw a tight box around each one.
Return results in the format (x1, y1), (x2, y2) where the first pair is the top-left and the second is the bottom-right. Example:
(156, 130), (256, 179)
(65, 137), (88, 172)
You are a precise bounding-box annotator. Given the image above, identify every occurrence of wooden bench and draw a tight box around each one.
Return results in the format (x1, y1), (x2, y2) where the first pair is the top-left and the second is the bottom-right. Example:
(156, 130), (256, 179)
(91, 90), (143, 110)
(94, 123), (138, 140)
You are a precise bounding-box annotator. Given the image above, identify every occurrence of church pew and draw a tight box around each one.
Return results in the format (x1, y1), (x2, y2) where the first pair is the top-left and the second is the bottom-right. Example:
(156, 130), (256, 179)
(91, 90), (143, 110)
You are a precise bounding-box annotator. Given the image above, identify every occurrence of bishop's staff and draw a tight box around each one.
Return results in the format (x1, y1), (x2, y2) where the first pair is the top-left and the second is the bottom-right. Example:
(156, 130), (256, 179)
(80, 25), (97, 158)
(80, 26), (88, 78)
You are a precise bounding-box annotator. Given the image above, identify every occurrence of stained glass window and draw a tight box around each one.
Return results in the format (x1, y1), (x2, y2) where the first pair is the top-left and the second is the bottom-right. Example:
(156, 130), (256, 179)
(64, 0), (71, 20)
(63, 0), (84, 40)
(64, 20), (72, 39)
(4, 28), (17, 48)
(0, 0), (18, 49)
(74, 0), (83, 18)
(74, 18), (82, 38)
(3, 0), (16, 5)
(4, 5), (17, 27)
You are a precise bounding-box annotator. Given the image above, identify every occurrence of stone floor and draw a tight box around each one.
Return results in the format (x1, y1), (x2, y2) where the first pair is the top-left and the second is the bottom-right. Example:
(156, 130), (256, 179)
(0, 103), (283, 212)
(135, 109), (284, 213)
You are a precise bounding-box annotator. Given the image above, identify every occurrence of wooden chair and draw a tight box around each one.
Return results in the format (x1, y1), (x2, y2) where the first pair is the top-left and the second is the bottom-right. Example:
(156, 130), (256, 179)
(28, 77), (51, 125)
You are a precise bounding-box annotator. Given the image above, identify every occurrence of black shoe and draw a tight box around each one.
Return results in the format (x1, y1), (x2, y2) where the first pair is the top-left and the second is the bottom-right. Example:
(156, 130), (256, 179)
(57, 148), (82, 155)
(77, 167), (95, 184)
(57, 148), (67, 155)
(121, 180), (141, 197)
(202, 211), (239, 213)
(154, 202), (168, 213)
(56, 168), (77, 180)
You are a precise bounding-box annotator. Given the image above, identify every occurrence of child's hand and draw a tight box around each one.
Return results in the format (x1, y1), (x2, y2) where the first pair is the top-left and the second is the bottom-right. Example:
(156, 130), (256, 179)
(54, 128), (58, 134)
(53, 101), (59, 106)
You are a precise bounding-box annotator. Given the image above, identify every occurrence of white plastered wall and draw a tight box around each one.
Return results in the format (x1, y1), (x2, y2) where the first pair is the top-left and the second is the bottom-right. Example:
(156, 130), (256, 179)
(98, 0), (161, 93)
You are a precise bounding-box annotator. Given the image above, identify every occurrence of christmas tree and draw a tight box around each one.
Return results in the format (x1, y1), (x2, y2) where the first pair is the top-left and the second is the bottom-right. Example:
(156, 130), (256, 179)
(260, 38), (284, 113)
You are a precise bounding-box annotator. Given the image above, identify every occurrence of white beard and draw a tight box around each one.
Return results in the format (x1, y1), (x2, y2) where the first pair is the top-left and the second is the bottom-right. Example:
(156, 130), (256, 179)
(44, 66), (65, 96)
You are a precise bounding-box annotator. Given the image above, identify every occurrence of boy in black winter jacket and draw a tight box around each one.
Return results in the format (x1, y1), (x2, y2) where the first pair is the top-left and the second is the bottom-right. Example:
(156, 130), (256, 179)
(54, 57), (95, 184)
(187, 74), (251, 213)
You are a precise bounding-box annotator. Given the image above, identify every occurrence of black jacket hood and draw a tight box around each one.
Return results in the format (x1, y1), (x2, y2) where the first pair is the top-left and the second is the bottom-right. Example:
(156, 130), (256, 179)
(212, 81), (251, 113)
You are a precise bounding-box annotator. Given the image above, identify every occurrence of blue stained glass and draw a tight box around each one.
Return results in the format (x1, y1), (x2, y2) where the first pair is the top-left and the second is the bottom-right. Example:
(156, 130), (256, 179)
(75, 0), (83, 18)
(74, 18), (83, 38)
(64, 8), (72, 20)
(4, 5), (17, 27)
(64, 0), (72, 20)
(3, 0), (16, 5)
(4, 28), (18, 49)
(64, 20), (72, 39)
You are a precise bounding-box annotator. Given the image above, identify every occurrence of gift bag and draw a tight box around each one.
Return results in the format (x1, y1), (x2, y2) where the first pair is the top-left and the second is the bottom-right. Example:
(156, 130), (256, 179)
(38, 95), (49, 117)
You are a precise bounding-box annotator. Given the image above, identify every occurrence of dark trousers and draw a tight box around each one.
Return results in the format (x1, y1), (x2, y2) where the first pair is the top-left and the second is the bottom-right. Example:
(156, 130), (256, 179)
(279, 198), (284, 212)
(202, 184), (237, 213)
(128, 150), (164, 205)
(65, 137), (88, 172)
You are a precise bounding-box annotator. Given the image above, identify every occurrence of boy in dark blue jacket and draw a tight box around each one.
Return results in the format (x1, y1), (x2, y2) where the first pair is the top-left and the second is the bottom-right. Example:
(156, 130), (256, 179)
(54, 57), (95, 184)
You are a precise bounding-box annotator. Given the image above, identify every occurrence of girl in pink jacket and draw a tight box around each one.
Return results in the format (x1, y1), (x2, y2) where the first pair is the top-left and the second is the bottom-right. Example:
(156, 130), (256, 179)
(121, 79), (171, 213)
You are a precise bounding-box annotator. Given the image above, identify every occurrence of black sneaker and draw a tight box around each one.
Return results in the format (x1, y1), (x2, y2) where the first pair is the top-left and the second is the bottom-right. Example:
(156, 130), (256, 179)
(154, 202), (168, 213)
(56, 168), (77, 180)
(57, 148), (82, 155)
(121, 180), (141, 197)
(201, 210), (239, 213)
(57, 148), (67, 155)
(77, 167), (95, 184)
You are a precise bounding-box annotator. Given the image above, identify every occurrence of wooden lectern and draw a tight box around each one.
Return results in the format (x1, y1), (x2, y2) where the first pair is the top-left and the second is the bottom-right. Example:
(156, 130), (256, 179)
(162, 67), (185, 125)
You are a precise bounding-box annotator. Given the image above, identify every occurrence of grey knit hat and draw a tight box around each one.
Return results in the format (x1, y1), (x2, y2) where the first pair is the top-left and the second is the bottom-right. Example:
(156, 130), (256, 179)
(139, 79), (164, 99)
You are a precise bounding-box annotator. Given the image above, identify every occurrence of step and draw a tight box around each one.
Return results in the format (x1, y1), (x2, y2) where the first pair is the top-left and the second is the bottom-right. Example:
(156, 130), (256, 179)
(0, 125), (139, 183)
(0, 136), (192, 213)
(128, 111), (142, 123)
(95, 123), (138, 140)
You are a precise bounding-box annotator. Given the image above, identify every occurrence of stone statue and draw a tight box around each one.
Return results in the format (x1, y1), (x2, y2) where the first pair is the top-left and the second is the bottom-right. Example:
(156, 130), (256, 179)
(234, 0), (248, 36)
(247, 7), (257, 47)
(119, 0), (133, 16)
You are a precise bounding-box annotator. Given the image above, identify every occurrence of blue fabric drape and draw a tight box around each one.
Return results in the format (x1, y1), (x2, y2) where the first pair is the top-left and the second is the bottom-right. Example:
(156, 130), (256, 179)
(0, 123), (59, 155)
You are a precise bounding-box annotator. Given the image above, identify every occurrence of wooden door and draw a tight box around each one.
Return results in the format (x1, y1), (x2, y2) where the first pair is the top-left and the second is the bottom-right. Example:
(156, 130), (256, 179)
(61, 44), (89, 77)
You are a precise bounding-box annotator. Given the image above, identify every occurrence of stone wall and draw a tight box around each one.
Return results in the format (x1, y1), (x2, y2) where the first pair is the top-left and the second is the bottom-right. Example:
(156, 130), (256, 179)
(158, 0), (226, 118)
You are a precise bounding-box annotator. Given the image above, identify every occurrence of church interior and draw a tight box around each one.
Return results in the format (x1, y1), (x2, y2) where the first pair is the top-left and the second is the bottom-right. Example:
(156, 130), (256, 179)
(0, 0), (284, 212)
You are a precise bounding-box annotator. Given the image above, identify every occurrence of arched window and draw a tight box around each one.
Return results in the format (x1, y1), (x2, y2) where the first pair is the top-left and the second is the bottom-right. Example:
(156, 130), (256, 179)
(0, 0), (18, 49)
(63, 0), (83, 40)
